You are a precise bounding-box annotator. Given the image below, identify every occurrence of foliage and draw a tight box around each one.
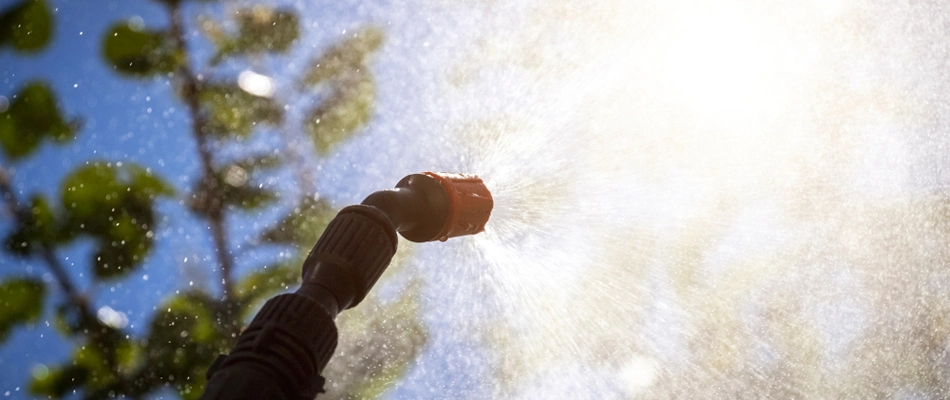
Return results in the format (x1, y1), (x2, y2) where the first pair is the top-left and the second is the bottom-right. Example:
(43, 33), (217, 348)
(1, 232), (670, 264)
(302, 28), (383, 154)
(0, 81), (79, 160)
(4, 195), (55, 256)
(1, 1), (424, 399)
(102, 22), (181, 77)
(0, 0), (52, 53)
(61, 162), (175, 279)
(198, 83), (283, 138)
(260, 196), (336, 248)
(207, 6), (300, 64)
(0, 278), (45, 341)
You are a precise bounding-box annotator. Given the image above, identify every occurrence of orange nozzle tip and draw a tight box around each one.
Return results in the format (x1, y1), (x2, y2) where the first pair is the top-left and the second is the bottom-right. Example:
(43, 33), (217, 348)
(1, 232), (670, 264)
(423, 172), (493, 240)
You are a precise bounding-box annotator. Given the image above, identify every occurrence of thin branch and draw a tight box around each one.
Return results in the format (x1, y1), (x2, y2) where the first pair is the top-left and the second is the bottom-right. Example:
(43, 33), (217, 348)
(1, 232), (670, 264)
(0, 167), (118, 369)
(0, 168), (83, 303)
(166, 2), (236, 300)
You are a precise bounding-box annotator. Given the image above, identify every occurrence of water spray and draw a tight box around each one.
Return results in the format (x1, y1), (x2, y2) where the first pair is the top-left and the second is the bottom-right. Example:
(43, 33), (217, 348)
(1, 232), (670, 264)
(201, 172), (493, 400)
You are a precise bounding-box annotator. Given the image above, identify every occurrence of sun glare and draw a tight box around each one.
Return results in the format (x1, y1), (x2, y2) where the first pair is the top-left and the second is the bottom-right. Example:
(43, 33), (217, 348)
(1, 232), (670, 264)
(238, 70), (276, 98)
(650, 5), (820, 125)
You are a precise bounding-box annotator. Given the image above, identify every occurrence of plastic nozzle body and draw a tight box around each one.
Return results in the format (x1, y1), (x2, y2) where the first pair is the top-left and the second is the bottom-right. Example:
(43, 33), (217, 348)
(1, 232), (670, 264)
(361, 172), (493, 243)
(422, 172), (493, 241)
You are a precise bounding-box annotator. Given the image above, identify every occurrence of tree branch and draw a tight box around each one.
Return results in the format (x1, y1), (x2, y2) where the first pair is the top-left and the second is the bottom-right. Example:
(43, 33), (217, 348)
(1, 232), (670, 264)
(0, 166), (118, 369)
(0, 168), (82, 304)
(166, 2), (236, 300)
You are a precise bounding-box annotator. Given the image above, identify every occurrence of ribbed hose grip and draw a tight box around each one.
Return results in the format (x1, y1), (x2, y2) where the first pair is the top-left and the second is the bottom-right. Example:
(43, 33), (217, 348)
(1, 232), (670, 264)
(201, 293), (338, 399)
(301, 205), (398, 310)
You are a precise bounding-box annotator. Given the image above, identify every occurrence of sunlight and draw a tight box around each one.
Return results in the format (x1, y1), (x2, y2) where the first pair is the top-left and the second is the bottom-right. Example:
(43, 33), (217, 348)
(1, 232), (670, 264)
(652, 5), (817, 124)
(237, 70), (276, 98)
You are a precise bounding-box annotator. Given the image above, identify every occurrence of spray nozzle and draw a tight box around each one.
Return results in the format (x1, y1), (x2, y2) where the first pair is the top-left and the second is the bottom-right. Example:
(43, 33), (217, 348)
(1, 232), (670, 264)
(362, 172), (493, 242)
(206, 174), (492, 398)
(299, 172), (492, 314)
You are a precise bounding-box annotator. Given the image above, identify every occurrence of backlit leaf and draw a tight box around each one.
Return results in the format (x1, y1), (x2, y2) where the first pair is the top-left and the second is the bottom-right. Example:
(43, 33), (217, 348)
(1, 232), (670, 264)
(323, 275), (426, 399)
(29, 364), (88, 398)
(0, 277), (45, 341)
(209, 6), (299, 64)
(302, 28), (383, 86)
(4, 195), (56, 256)
(188, 159), (278, 215)
(102, 22), (180, 77)
(0, 0), (52, 53)
(0, 81), (79, 159)
(304, 72), (375, 154)
(143, 292), (237, 399)
(260, 196), (335, 247)
(199, 83), (282, 138)
(235, 263), (299, 305)
(61, 161), (174, 279)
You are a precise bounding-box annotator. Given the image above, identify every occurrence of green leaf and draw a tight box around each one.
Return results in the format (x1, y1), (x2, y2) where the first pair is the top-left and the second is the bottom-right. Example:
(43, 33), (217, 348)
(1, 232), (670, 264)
(297, 28), (383, 155)
(199, 83), (282, 138)
(29, 364), (88, 398)
(0, 0), (52, 53)
(304, 72), (375, 154)
(93, 211), (151, 278)
(323, 276), (426, 399)
(142, 292), (237, 398)
(0, 277), (45, 341)
(260, 196), (335, 247)
(235, 263), (299, 304)
(226, 185), (276, 210)
(102, 22), (180, 77)
(188, 159), (278, 215)
(209, 6), (299, 64)
(61, 161), (173, 279)
(302, 28), (383, 86)
(232, 153), (281, 173)
(0, 81), (79, 159)
(31, 332), (130, 398)
(4, 195), (56, 256)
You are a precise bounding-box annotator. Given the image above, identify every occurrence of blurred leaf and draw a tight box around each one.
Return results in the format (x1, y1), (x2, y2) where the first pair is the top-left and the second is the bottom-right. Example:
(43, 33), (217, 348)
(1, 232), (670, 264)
(232, 153), (281, 173)
(188, 161), (278, 215)
(323, 276), (426, 399)
(0, 0), (52, 53)
(300, 29), (382, 153)
(235, 262), (299, 305)
(4, 195), (55, 256)
(0, 277), (45, 341)
(301, 28), (383, 86)
(92, 212), (151, 279)
(30, 364), (88, 398)
(141, 292), (236, 399)
(260, 196), (335, 247)
(61, 161), (173, 279)
(31, 333), (130, 398)
(304, 72), (375, 154)
(224, 184), (276, 210)
(62, 161), (173, 233)
(102, 22), (180, 77)
(209, 6), (299, 64)
(199, 83), (282, 138)
(0, 81), (79, 159)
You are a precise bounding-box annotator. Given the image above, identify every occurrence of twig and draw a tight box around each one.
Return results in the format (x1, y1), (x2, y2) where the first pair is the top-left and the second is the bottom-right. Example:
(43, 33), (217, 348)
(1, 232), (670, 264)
(166, 2), (236, 300)
(0, 166), (116, 368)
